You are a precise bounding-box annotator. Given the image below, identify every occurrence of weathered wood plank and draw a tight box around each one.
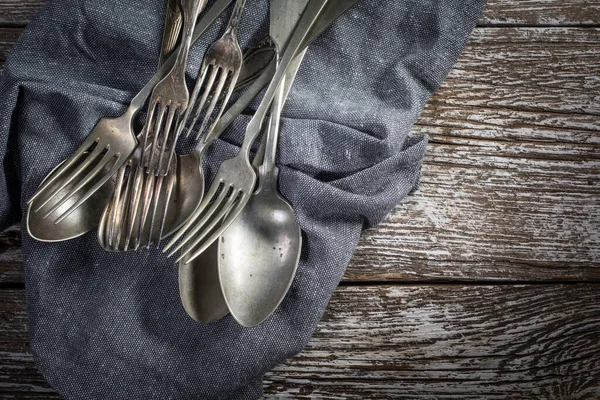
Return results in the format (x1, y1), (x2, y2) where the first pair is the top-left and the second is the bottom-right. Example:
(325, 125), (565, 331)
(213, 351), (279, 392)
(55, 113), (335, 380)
(346, 27), (600, 282)
(0, 226), (22, 285)
(442, 27), (600, 115)
(265, 284), (600, 398)
(0, 0), (44, 26)
(1, 285), (599, 398)
(0, 0), (599, 27)
(481, 0), (600, 26)
(0, 26), (20, 64)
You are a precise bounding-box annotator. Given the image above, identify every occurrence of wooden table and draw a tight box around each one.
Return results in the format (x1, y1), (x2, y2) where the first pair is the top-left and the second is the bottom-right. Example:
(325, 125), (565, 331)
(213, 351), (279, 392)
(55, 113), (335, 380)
(1, 1), (599, 398)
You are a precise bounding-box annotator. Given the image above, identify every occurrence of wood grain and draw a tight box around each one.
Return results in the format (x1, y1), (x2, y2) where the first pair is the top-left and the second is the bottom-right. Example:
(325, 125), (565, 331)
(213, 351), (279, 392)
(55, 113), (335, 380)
(0, 0), (599, 27)
(481, 0), (600, 26)
(0, 0), (44, 26)
(264, 284), (600, 398)
(1, 285), (599, 398)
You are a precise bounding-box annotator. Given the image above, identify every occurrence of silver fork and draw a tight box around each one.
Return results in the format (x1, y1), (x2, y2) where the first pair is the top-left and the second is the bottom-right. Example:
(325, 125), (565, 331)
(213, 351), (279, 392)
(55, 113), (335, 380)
(26, 0), (235, 226)
(140, 0), (209, 178)
(163, 0), (329, 263)
(175, 0), (246, 146)
(131, 0), (209, 246)
(100, 39), (278, 251)
(141, 0), (246, 248)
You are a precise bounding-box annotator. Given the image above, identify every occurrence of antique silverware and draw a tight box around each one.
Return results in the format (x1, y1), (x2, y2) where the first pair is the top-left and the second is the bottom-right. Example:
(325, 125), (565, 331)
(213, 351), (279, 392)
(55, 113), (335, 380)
(219, 0), (361, 327)
(164, 0), (330, 263)
(179, 0), (308, 324)
(178, 0), (362, 324)
(217, 0), (308, 327)
(141, 0), (247, 248)
(178, 0), (246, 144)
(26, 0), (234, 233)
(26, 156), (115, 242)
(97, 40), (277, 251)
(140, 0), (208, 178)
(26, 0), (186, 242)
(132, 0), (210, 248)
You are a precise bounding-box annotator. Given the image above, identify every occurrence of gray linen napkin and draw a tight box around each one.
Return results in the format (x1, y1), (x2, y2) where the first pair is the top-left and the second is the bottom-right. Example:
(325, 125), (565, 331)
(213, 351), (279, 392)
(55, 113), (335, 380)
(0, 0), (485, 398)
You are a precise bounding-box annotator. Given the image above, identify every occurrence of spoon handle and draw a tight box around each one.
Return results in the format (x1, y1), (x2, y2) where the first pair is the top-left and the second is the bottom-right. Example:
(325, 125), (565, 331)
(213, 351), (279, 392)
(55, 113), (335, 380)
(256, 50), (308, 188)
(238, 0), (329, 157)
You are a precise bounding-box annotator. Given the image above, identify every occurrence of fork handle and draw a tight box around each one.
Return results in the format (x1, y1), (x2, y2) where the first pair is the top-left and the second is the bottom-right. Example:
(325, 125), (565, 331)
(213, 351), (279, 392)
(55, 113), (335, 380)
(128, 0), (234, 115)
(172, 0), (209, 80)
(159, 0), (183, 67)
(224, 0), (246, 36)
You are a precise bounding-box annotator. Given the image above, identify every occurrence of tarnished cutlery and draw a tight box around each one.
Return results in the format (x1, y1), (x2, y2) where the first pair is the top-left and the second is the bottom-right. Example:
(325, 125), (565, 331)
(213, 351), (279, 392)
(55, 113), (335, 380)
(163, 0), (330, 263)
(26, 0), (235, 234)
(180, 0), (361, 325)
(218, 54), (308, 328)
(26, 0), (185, 242)
(179, 0), (309, 324)
(177, 0), (247, 144)
(140, 0), (209, 178)
(97, 40), (277, 251)
(139, 0), (247, 250)
(132, 0), (210, 248)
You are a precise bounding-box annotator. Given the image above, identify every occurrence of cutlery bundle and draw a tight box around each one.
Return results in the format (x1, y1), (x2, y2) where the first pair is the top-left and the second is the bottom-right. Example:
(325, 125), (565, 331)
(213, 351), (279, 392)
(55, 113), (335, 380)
(26, 0), (361, 327)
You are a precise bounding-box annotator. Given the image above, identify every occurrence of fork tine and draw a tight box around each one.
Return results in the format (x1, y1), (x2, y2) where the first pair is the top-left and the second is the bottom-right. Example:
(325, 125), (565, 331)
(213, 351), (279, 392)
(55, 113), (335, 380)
(53, 154), (122, 225)
(28, 136), (100, 205)
(42, 150), (115, 220)
(187, 66), (219, 136)
(116, 162), (137, 249)
(157, 106), (179, 176)
(179, 197), (246, 264)
(136, 172), (156, 250)
(196, 68), (231, 140)
(181, 198), (246, 265)
(164, 109), (185, 179)
(124, 165), (144, 251)
(148, 103), (167, 173)
(146, 174), (165, 248)
(184, 63), (210, 131)
(107, 163), (127, 248)
(175, 191), (240, 263)
(109, 167), (129, 250)
(156, 171), (176, 246)
(32, 143), (106, 213)
(164, 182), (226, 255)
(163, 179), (222, 252)
(139, 101), (158, 169)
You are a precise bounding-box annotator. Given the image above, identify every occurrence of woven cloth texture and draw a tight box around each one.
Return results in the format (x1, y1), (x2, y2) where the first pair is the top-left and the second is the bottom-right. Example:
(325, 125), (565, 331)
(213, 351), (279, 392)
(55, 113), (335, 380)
(0, 0), (485, 398)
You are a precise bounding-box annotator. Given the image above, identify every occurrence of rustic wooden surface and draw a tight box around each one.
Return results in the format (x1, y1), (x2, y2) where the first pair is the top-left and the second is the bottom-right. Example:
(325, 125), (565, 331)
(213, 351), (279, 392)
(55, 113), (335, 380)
(1, 0), (599, 398)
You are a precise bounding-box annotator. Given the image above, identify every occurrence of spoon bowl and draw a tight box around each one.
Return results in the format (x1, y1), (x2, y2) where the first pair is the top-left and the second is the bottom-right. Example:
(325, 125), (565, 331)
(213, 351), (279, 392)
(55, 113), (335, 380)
(27, 155), (115, 242)
(180, 240), (229, 323)
(219, 183), (301, 327)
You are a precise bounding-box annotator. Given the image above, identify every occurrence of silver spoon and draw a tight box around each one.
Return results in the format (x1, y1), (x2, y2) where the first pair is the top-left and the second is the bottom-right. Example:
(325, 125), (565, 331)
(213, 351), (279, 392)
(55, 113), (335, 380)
(218, 52), (306, 327)
(179, 0), (362, 325)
